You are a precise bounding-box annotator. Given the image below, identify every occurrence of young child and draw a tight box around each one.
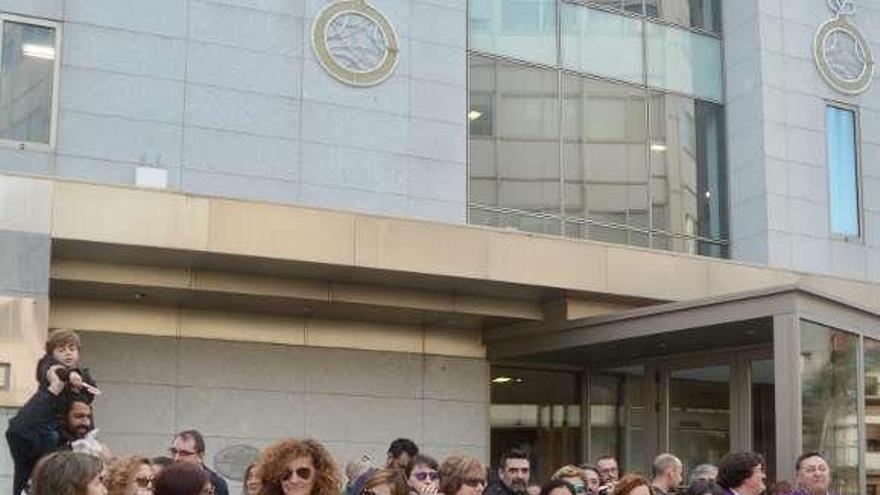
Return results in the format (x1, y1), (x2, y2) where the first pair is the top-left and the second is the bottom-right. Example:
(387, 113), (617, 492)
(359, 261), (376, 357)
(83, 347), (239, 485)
(34, 329), (100, 443)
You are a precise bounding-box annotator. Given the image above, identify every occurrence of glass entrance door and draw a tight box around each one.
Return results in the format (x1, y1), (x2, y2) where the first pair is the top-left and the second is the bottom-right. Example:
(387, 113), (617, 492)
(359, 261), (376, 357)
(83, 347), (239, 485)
(666, 364), (731, 471)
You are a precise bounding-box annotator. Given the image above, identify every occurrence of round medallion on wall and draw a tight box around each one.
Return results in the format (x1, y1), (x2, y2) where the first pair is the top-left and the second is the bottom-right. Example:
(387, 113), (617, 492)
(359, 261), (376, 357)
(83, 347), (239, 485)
(312, 0), (400, 86)
(813, 1), (875, 95)
(213, 445), (260, 481)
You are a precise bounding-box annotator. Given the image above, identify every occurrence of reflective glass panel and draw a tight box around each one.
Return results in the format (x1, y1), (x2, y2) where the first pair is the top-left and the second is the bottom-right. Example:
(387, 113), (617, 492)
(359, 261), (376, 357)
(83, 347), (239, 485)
(669, 365), (730, 472)
(647, 0), (722, 33)
(645, 22), (723, 101)
(752, 359), (776, 484)
(649, 93), (727, 251)
(563, 75), (649, 238)
(468, 0), (557, 65)
(827, 106), (860, 237)
(491, 367), (580, 481)
(591, 366), (647, 473)
(469, 55), (562, 235)
(800, 320), (859, 495)
(561, 5), (644, 86)
(866, 338), (880, 494)
(0, 21), (56, 144)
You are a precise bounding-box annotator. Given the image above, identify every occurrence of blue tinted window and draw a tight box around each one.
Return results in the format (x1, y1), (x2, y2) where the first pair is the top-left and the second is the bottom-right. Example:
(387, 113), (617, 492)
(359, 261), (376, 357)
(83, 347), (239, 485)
(827, 106), (860, 237)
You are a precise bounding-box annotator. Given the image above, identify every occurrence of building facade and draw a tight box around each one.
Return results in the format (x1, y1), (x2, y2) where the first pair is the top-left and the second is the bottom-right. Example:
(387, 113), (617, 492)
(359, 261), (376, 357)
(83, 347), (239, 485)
(1, 0), (880, 494)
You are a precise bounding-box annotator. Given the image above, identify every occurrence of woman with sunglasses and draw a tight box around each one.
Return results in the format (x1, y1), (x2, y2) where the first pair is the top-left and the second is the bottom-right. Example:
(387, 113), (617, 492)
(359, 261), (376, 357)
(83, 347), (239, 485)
(438, 455), (486, 495)
(257, 438), (341, 495)
(552, 466), (589, 495)
(105, 456), (154, 495)
(30, 451), (107, 495)
(407, 455), (440, 495)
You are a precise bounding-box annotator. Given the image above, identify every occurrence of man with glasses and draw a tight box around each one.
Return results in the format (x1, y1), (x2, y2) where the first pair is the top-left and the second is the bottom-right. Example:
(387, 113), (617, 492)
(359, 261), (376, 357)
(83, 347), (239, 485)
(407, 455), (440, 495)
(170, 429), (229, 495)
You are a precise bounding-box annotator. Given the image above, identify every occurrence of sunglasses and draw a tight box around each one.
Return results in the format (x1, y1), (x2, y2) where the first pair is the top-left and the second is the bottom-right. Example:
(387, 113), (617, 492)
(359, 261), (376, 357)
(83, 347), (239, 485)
(282, 467), (314, 482)
(463, 478), (487, 488)
(571, 484), (586, 494)
(135, 476), (154, 489)
(413, 472), (440, 482)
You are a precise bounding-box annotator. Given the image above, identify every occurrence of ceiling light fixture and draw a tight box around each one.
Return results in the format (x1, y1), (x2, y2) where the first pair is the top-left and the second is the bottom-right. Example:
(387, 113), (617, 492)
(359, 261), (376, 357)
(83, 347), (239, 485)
(468, 110), (483, 121)
(22, 44), (55, 60)
(650, 143), (667, 152)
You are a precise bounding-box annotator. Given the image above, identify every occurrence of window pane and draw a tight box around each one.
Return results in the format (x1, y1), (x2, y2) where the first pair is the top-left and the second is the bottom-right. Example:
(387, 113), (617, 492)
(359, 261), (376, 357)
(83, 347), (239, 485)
(645, 22), (722, 101)
(0, 21), (56, 144)
(865, 338), (880, 494)
(647, 0), (722, 33)
(469, 55), (562, 234)
(563, 75), (649, 240)
(561, 5), (644, 85)
(752, 359), (776, 484)
(827, 106), (860, 237)
(591, 366), (647, 474)
(468, 0), (557, 65)
(649, 93), (727, 247)
(669, 365), (730, 472)
(800, 320), (859, 495)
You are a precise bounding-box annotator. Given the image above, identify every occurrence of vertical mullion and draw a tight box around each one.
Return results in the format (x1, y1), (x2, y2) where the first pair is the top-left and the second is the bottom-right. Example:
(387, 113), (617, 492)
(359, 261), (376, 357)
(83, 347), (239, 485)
(557, 0), (565, 236)
(858, 335), (867, 495)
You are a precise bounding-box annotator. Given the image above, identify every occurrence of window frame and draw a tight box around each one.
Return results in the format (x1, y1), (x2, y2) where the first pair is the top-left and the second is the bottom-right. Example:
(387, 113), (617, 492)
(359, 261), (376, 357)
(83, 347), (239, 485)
(0, 13), (62, 151)
(825, 102), (864, 242)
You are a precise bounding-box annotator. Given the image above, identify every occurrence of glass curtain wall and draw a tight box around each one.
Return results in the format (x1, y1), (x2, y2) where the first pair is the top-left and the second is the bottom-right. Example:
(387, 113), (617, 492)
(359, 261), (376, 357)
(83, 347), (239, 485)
(590, 366), (647, 473)
(468, 0), (727, 257)
(866, 339), (880, 495)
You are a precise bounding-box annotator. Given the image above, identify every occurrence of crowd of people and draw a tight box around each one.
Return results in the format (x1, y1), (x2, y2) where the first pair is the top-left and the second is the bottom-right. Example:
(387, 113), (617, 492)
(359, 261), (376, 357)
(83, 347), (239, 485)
(4, 331), (839, 495)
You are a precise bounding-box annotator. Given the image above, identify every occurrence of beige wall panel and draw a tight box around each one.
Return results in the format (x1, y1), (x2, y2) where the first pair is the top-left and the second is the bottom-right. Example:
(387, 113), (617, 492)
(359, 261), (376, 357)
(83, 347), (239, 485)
(799, 275), (875, 309)
(606, 247), (710, 300)
(52, 182), (210, 249)
(52, 259), (192, 288)
(50, 300), (179, 337)
(566, 298), (639, 319)
(330, 282), (453, 313)
(178, 308), (306, 346)
(354, 217), (490, 278)
(708, 263), (798, 296)
(208, 199), (356, 264)
(305, 318), (422, 354)
(423, 326), (485, 358)
(487, 233), (608, 293)
(453, 294), (544, 320)
(0, 176), (52, 234)
(195, 271), (329, 301)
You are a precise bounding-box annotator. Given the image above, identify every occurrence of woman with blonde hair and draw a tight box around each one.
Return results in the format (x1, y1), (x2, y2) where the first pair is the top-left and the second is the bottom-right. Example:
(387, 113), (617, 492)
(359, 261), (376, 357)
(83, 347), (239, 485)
(258, 438), (341, 495)
(552, 466), (588, 495)
(439, 455), (486, 495)
(105, 456), (154, 495)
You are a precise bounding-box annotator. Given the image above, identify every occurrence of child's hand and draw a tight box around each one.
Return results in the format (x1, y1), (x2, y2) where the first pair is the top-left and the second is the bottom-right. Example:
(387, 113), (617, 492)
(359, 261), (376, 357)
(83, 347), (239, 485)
(69, 371), (83, 388)
(46, 365), (66, 395)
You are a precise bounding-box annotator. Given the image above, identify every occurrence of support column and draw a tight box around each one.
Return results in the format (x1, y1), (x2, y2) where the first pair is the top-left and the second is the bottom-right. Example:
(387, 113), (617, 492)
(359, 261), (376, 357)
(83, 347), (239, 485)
(773, 313), (801, 482)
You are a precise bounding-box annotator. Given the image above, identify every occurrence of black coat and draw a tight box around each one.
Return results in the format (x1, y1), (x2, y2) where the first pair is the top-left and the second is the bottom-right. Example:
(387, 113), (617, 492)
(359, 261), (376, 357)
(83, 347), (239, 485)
(206, 466), (230, 495)
(5, 389), (69, 495)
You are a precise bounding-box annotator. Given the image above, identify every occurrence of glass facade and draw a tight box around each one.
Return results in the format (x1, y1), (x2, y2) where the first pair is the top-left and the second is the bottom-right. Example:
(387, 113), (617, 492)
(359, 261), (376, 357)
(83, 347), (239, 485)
(826, 106), (860, 238)
(668, 365), (730, 472)
(0, 18), (57, 145)
(590, 366), (646, 473)
(468, 0), (727, 257)
(866, 338), (880, 495)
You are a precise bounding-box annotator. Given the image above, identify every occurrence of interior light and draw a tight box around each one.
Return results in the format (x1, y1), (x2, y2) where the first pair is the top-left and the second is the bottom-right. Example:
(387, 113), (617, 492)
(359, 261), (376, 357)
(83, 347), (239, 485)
(491, 376), (513, 384)
(650, 143), (667, 152)
(705, 190), (712, 199)
(22, 44), (55, 60)
(468, 110), (483, 121)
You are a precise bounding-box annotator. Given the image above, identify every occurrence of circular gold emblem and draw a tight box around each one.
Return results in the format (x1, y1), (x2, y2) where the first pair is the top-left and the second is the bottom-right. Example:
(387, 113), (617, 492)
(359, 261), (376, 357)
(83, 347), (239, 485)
(311, 0), (399, 86)
(813, 2), (874, 95)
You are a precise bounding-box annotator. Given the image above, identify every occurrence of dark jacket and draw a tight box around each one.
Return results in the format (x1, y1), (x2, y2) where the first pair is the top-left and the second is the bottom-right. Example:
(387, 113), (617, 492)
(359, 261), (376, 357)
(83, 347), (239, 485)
(6, 388), (69, 495)
(36, 354), (97, 405)
(485, 481), (520, 495)
(206, 466), (229, 495)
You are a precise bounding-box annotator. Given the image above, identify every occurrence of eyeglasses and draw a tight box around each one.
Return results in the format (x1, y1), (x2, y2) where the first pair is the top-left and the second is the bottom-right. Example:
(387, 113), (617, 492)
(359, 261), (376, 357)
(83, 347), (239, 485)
(571, 484), (586, 494)
(282, 467), (314, 482)
(463, 478), (487, 488)
(134, 476), (154, 489)
(169, 447), (198, 457)
(413, 472), (440, 482)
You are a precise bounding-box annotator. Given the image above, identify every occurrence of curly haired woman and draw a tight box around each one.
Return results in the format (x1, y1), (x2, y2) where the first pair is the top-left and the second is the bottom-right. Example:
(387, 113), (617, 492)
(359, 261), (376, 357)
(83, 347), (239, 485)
(258, 438), (341, 495)
(105, 456), (154, 495)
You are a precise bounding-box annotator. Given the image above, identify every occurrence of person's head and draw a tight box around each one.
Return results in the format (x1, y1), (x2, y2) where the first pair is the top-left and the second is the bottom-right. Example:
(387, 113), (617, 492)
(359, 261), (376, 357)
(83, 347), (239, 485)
(407, 455), (439, 494)
(579, 465), (601, 495)
(63, 400), (93, 440)
(258, 438), (341, 495)
(595, 456), (619, 485)
(152, 457), (174, 477)
(651, 454), (683, 491)
(551, 466), (587, 495)
(105, 456), (154, 495)
(498, 448), (531, 493)
(346, 456), (376, 491)
(795, 453), (831, 495)
(717, 452), (765, 495)
(46, 328), (82, 367)
(689, 465), (718, 484)
(387, 439), (419, 471)
(245, 463), (263, 495)
(439, 454), (486, 495)
(540, 480), (577, 495)
(684, 480), (725, 495)
(528, 485), (542, 495)
(154, 462), (209, 495)
(171, 430), (206, 465)
(30, 451), (106, 495)
(357, 469), (408, 495)
(611, 474), (650, 495)
(769, 480), (793, 495)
